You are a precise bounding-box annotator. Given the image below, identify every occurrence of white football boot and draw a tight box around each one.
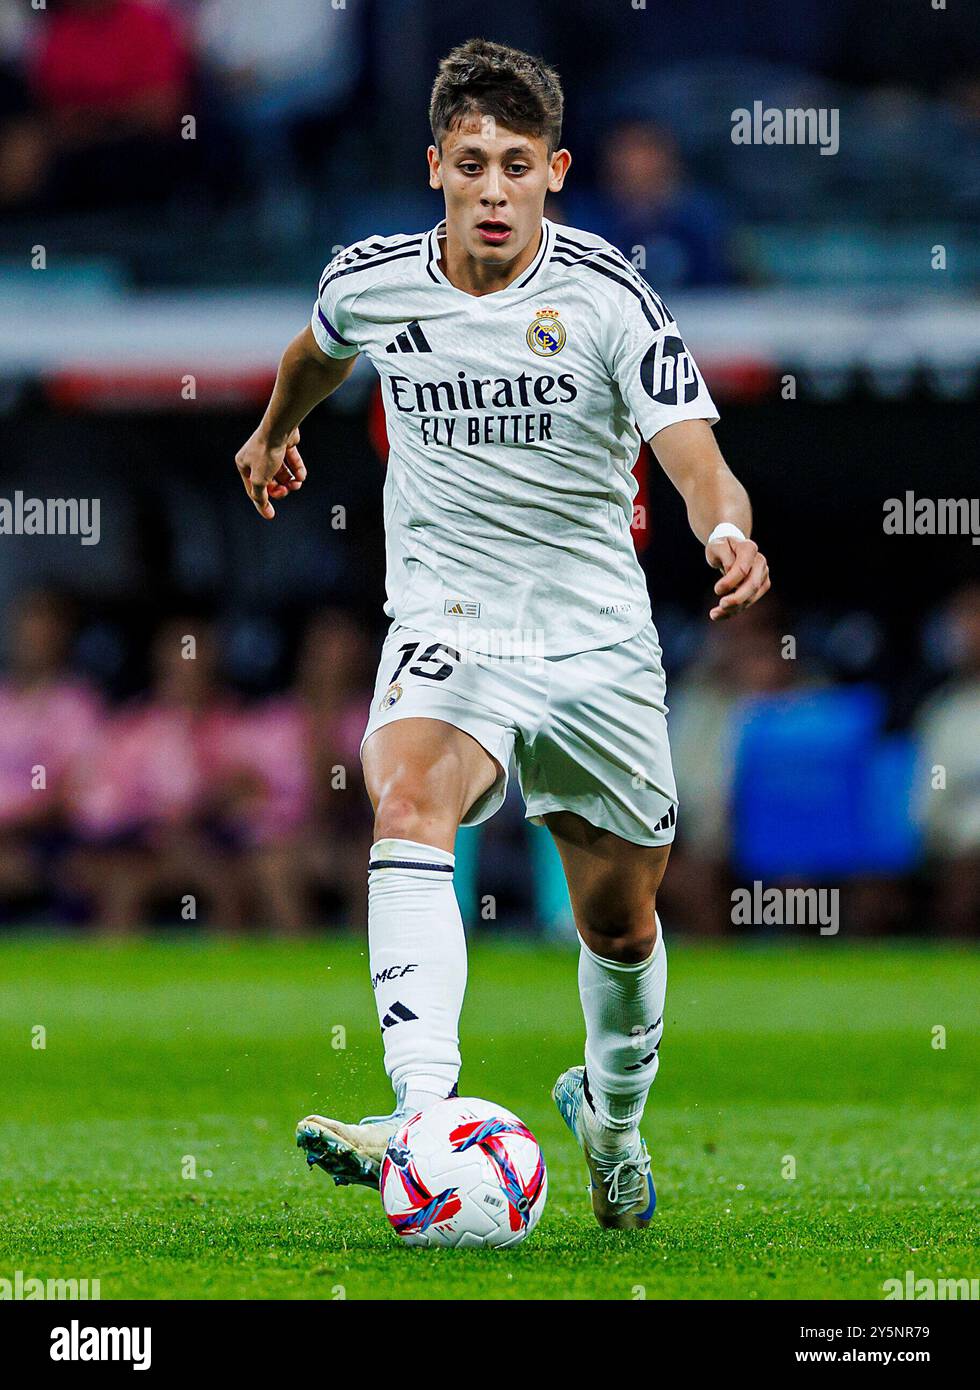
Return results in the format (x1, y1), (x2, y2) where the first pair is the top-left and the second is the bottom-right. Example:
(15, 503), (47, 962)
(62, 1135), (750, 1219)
(552, 1066), (656, 1230)
(296, 1109), (406, 1190)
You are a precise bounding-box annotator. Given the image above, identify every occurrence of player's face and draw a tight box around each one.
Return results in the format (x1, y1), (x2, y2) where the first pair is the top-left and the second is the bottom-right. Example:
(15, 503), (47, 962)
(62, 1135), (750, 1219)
(428, 116), (571, 268)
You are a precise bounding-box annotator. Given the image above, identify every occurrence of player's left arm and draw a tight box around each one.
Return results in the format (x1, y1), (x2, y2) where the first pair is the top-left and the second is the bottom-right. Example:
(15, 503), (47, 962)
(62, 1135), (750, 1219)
(651, 418), (771, 621)
(603, 274), (770, 621)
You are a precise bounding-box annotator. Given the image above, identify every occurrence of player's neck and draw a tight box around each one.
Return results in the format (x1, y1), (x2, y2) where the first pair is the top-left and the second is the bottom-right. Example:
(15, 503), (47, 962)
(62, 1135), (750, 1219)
(439, 222), (543, 297)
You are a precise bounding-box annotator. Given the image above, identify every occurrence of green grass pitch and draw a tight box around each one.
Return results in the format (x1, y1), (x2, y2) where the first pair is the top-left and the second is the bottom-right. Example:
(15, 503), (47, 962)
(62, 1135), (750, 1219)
(0, 936), (976, 1300)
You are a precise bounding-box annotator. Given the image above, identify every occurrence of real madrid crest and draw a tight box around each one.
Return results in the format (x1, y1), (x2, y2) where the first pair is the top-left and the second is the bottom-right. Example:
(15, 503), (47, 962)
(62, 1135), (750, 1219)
(379, 680), (403, 711)
(526, 307), (566, 357)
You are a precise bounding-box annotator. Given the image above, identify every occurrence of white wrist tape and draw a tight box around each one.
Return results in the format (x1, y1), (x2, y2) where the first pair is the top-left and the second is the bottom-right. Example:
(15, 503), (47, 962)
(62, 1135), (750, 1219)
(707, 522), (747, 545)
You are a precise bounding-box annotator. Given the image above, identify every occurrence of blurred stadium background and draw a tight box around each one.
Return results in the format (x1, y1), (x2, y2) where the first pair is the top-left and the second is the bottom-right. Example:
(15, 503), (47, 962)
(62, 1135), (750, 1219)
(1, 0), (978, 940)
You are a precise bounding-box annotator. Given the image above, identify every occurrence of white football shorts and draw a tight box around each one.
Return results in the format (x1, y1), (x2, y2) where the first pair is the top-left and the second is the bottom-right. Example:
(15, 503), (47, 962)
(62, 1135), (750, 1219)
(360, 621), (678, 847)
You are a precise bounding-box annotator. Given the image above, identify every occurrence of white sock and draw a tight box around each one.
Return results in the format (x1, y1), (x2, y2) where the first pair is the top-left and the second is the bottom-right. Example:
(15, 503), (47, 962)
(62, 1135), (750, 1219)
(578, 916), (667, 1151)
(367, 837), (466, 1114)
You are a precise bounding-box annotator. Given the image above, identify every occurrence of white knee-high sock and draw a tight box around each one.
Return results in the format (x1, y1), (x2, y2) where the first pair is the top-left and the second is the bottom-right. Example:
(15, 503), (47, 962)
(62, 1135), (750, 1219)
(367, 837), (467, 1113)
(578, 915), (667, 1143)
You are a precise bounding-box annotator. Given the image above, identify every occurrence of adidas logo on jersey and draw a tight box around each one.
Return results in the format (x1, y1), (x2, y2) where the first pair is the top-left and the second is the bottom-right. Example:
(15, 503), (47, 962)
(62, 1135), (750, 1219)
(385, 321), (432, 354)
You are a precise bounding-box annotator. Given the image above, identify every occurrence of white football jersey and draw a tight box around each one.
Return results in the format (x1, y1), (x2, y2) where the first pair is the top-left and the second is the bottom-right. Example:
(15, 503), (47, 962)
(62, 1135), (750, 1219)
(311, 218), (718, 657)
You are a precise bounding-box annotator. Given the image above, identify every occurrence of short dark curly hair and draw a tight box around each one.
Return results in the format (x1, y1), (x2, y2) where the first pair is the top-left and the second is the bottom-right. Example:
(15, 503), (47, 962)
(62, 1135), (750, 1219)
(429, 38), (564, 154)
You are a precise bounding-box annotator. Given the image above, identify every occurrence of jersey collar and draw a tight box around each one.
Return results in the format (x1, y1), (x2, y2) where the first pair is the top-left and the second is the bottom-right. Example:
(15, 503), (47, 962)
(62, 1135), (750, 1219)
(422, 218), (554, 298)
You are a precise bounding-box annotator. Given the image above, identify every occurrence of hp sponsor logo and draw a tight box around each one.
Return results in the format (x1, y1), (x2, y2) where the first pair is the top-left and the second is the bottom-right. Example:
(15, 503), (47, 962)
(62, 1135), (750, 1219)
(640, 334), (701, 407)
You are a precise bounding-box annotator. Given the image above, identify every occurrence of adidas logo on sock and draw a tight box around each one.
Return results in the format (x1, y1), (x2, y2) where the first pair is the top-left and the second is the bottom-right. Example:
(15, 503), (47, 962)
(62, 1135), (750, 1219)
(380, 1000), (419, 1031)
(385, 321), (432, 354)
(625, 1016), (663, 1071)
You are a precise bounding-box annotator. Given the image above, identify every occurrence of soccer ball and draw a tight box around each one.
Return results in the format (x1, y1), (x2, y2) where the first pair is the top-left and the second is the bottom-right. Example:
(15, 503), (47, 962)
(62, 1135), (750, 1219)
(380, 1096), (547, 1248)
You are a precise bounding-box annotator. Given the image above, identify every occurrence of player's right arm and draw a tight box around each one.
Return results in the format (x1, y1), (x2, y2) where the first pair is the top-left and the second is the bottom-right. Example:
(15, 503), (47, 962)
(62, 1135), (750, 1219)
(235, 326), (358, 520)
(237, 240), (370, 519)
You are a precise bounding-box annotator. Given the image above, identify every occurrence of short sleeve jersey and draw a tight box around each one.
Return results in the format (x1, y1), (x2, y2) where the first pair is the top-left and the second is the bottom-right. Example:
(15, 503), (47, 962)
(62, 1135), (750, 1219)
(312, 218), (718, 656)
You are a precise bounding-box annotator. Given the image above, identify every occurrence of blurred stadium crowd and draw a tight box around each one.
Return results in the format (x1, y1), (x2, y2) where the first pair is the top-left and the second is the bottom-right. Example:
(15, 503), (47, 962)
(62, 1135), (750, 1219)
(1, 584), (977, 936)
(1, 0), (978, 287)
(0, 592), (374, 933)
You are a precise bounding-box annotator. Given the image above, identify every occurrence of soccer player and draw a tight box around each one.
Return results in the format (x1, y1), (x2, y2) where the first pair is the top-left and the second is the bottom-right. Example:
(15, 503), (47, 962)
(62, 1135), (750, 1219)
(235, 39), (770, 1229)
